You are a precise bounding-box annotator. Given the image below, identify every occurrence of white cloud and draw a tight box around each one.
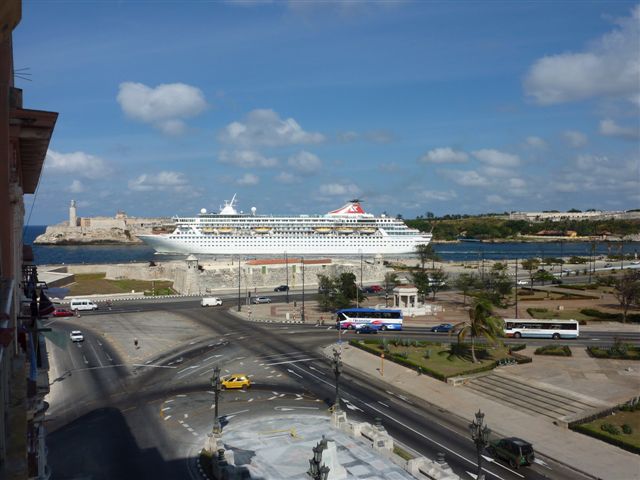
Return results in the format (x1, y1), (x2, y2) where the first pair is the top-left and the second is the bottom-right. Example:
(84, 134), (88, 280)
(337, 131), (359, 143)
(524, 5), (640, 105)
(482, 166), (513, 178)
(218, 150), (278, 168)
(275, 172), (298, 184)
(45, 150), (112, 179)
(365, 130), (394, 144)
(219, 109), (324, 147)
(446, 170), (491, 187)
(419, 190), (458, 201)
(599, 118), (640, 140)
(117, 82), (207, 135)
(288, 150), (322, 174)
(68, 180), (85, 193)
(419, 147), (468, 164)
(508, 178), (526, 189)
(128, 171), (189, 192)
(551, 182), (578, 193)
(318, 183), (361, 196)
(486, 194), (507, 205)
(236, 173), (259, 186)
(526, 136), (546, 149)
(563, 130), (588, 148)
(472, 149), (520, 167)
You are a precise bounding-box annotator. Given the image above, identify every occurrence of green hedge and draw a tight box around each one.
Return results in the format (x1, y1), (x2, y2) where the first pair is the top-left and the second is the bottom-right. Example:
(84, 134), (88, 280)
(349, 340), (508, 381)
(587, 345), (640, 360)
(580, 308), (640, 323)
(534, 345), (572, 356)
(509, 343), (527, 352)
(570, 424), (640, 455)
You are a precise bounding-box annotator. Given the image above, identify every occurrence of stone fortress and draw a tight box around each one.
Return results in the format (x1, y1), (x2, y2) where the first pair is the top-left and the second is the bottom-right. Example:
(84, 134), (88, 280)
(34, 200), (171, 244)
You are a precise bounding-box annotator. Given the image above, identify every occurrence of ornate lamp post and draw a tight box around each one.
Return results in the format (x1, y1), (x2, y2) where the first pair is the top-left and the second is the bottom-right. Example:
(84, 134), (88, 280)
(469, 409), (490, 480)
(332, 348), (343, 412)
(211, 366), (223, 434)
(307, 436), (330, 480)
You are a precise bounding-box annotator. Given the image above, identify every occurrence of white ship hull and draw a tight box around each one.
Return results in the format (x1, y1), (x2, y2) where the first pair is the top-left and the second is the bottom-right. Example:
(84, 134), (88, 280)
(138, 233), (432, 255)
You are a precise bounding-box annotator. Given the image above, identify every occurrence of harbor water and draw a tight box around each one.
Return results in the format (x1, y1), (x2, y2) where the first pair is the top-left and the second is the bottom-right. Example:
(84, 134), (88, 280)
(25, 226), (639, 266)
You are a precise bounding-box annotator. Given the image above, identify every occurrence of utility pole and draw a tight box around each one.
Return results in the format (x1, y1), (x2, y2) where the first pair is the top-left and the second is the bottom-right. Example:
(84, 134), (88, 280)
(237, 256), (241, 312)
(469, 410), (490, 480)
(332, 348), (343, 412)
(515, 258), (519, 319)
(285, 251), (289, 304)
(301, 257), (305, 323)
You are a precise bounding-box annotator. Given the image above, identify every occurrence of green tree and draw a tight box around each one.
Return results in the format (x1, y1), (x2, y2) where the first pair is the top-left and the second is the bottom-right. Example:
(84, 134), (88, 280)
(454, 273), (480, 306)
(533, 269), (555, 286)
(316, 274), (336, 311)
(482, 263), (513, 307)
(383, 272), (399, 307)
(521, 259), (540, 289)
(412, 270), (431, 303)
(452, 298), (503, 363)
(613, 270), (640, 323)
(415, 244), (438, 271)
(429, 268), (449, 301)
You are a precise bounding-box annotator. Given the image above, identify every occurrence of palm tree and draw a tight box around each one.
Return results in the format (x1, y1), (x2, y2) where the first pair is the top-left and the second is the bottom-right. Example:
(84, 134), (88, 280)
(452, 298), (503, 363)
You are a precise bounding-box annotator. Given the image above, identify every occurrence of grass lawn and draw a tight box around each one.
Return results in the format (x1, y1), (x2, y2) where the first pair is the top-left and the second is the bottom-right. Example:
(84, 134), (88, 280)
(526, 308), (593, 322)
(69, 273), (175, 296)
(355, 339), (513, 379)
(578, 410), (640, 451)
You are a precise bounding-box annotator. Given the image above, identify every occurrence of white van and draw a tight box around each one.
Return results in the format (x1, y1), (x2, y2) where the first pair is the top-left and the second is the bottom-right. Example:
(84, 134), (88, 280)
(70, 299), (99, 311)
(201, 297), (223, 307)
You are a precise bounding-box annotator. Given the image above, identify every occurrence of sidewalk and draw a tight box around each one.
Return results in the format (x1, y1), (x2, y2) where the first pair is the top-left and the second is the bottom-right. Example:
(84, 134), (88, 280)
(326, 343), (640, 480)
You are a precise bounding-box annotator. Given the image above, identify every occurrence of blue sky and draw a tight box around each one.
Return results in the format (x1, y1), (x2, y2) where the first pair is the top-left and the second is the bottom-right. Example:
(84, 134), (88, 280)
(15, 0), (640, 224)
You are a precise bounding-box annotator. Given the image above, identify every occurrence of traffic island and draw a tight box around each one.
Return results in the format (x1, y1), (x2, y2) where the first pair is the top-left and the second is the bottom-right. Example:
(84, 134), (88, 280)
(200, 414), (460, 479)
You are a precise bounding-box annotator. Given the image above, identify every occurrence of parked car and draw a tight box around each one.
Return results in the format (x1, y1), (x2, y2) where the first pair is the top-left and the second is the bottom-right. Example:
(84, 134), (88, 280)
(430, 323), (454, 333)
(53, 308), (74, 317)
(274, 285), (289, 292)
(69, 330), (84, 342)
(604, 263), (612, 268)
(221, 374), (251, 390)
(488, 437), (535, 469)
(516, 280), (529, 285)
(355, 324), (380, 334)
(252, 296), (272, 304)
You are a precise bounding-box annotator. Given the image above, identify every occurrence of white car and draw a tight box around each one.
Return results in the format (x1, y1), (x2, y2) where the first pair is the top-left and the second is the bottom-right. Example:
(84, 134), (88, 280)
(69, 330), (84, 342)
(516, 280), (529, 285)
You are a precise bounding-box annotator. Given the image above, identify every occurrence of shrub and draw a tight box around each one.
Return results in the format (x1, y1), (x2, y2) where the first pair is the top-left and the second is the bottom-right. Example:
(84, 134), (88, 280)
(580, 308), (640, 323)
(509, 343), (527, 352)
(622, 424), (633, 435)
(423, 349), (431, 360)
(398, 351), (409, 359)
(600, 423), (620, 435)
(535, 345), (572, 356)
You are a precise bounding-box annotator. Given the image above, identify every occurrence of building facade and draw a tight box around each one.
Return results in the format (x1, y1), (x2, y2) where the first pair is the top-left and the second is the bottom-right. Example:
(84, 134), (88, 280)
(1, 2), (58, 478)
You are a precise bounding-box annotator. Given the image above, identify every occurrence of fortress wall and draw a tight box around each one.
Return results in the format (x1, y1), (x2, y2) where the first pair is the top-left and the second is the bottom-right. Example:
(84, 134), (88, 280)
(105, 263), (177, 281)
(175, 261), (388, 295)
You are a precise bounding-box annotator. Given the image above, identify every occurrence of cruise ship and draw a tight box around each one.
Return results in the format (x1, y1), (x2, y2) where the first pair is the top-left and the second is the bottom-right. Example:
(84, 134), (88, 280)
(137, 196), (432, 255)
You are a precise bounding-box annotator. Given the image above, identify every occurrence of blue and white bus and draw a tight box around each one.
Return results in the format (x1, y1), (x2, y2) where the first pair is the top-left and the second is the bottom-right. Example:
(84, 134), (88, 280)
(503, 319), (579, 340)
(336, 308), (403, 331)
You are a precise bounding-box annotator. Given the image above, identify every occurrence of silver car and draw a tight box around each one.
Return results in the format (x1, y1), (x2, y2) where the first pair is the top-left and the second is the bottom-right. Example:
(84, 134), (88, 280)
(252, 296), (272, 304)
(70, 330), (84, 342)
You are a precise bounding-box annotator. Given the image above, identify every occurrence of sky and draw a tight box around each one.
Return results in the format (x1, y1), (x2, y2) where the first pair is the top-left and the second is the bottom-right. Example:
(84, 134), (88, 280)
(14, 0), (640, 224)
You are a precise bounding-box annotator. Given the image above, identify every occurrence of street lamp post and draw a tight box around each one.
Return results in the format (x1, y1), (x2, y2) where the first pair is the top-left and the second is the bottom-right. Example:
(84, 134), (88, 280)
(237, 256), (241, 312)
(332, 348), (343, 412)
(211, 366), (222, 434)
(285, 251), (289, 304)
(359, 249), (363, 289)
(469, 409), (490, 480)
(301, 257), (305, 323)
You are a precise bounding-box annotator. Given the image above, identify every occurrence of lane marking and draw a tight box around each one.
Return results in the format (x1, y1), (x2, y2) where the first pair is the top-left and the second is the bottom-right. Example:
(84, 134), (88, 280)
(164, 415), (172, 421)
(89, 343), (104, 367)
(162, 407), (171, 412)
(378, 401), (390, 408)
(287, 368), (303, 379)
(265, 358), (316, 366)
(82, 355), (89, 365)
(177, 366), (199, 374)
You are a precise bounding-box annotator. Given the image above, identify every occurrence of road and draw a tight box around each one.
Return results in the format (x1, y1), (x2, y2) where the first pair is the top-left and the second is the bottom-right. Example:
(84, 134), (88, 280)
(44, 298), (632, 480)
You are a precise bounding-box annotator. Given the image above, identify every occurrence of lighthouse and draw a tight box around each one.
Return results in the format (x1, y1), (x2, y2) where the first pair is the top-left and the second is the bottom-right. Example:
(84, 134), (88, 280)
(69, 200), (77, 227)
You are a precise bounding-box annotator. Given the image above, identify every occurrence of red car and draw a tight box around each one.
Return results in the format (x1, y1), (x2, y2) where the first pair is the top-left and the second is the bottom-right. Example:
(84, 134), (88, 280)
(53, 308), (74, 317)
(369, 285), (383, 293)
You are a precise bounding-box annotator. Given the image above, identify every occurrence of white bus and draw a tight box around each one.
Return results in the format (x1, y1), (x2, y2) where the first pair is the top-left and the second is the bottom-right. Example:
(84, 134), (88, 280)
(503, 319), (579, 340)
(336, 308), (403, 331)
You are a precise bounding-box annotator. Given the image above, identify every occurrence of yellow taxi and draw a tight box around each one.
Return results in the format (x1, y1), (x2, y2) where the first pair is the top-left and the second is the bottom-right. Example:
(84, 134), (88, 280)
(220, 374), (251, 390)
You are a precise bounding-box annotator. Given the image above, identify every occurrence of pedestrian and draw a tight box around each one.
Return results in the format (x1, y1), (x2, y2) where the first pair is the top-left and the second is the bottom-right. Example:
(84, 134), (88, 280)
(134, 337), (139, 349)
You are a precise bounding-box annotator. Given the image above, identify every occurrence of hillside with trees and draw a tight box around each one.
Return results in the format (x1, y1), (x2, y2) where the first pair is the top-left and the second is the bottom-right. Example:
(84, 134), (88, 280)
(405, 216), (640, 241)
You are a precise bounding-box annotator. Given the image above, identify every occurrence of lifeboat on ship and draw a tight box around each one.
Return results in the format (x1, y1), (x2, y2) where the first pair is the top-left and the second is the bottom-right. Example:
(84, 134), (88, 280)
(359, 227), (377, 234)
(217, 227), (234, 234)
(314, 227), (332, 234)
(201, 227), (215, 234)
(336, 226), (354, 234)
(254, 227), (272, 234)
